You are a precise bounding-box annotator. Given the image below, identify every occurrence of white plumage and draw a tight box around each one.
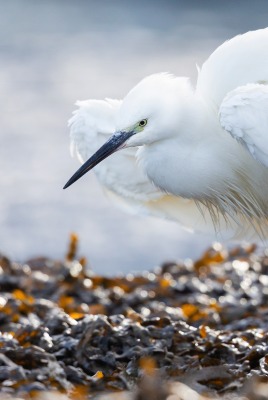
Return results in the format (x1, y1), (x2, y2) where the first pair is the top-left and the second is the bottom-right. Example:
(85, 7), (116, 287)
(69, 99), (221, 235)
(69, 99), (163, 209)
(220, 84), (268, 167)
(66, 28), (268, 241)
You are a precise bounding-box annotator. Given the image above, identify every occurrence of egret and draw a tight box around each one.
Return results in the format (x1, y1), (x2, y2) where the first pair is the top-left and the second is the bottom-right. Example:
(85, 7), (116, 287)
(64, 28), (268, 241)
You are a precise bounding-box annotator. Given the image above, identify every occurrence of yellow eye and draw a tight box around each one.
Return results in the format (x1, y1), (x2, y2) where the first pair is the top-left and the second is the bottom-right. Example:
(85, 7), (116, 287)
(139, 119), (147, 127)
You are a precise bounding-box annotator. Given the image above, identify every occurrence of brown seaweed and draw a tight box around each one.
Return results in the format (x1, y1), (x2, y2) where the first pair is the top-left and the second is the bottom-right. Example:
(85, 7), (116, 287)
(0, 238), (268, 398)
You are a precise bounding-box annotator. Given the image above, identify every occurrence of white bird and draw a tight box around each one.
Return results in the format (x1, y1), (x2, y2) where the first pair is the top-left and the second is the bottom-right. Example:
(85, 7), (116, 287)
(65, 28), (268, 241)
(68, 99), (220, 236)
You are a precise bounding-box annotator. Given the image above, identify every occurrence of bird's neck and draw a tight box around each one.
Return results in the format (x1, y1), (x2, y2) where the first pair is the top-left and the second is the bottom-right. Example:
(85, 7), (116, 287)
(137, 97), (268, 220)
(137, 100), (228, 197)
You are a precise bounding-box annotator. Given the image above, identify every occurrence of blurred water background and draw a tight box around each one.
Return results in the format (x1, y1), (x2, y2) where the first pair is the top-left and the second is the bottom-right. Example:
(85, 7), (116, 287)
(1, 0), (268, 274)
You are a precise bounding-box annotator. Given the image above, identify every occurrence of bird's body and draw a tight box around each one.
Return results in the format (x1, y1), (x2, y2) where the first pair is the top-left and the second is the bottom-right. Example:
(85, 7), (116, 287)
(66, 28), (268, 241)
(69, 99), (221, 235)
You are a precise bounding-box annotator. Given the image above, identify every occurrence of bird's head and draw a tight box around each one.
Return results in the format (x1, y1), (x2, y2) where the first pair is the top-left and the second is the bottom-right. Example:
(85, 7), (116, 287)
(64, 73), (191, 189)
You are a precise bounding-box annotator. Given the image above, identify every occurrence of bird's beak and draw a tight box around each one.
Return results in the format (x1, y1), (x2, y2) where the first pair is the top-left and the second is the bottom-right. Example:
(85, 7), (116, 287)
(63, 130), (134, 189)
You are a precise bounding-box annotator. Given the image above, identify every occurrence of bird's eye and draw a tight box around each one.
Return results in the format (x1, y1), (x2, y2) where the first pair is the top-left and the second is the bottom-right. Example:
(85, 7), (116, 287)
(139, 119), (147, 127)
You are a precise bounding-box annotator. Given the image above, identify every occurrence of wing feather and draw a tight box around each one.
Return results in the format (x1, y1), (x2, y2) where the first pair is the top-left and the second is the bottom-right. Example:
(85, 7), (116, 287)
(69, 98), (121, 162)
(219, 83), (268, 167)
(196, 28), (268, 107)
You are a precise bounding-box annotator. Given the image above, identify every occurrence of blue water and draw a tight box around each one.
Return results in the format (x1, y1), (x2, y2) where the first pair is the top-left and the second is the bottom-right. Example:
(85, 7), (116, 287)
(0, 0), (267, 274)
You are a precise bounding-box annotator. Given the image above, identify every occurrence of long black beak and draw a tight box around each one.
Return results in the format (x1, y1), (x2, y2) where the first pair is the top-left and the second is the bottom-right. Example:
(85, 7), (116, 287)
(63, 130), (134, 189)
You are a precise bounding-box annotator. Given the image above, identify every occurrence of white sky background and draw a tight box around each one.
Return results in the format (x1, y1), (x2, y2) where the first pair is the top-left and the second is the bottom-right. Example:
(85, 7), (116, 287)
(0, 0), (268, 274)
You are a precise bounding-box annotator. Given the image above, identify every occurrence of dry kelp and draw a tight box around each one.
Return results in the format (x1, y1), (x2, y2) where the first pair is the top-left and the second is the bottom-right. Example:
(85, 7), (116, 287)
(0, 236), (268, 399)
